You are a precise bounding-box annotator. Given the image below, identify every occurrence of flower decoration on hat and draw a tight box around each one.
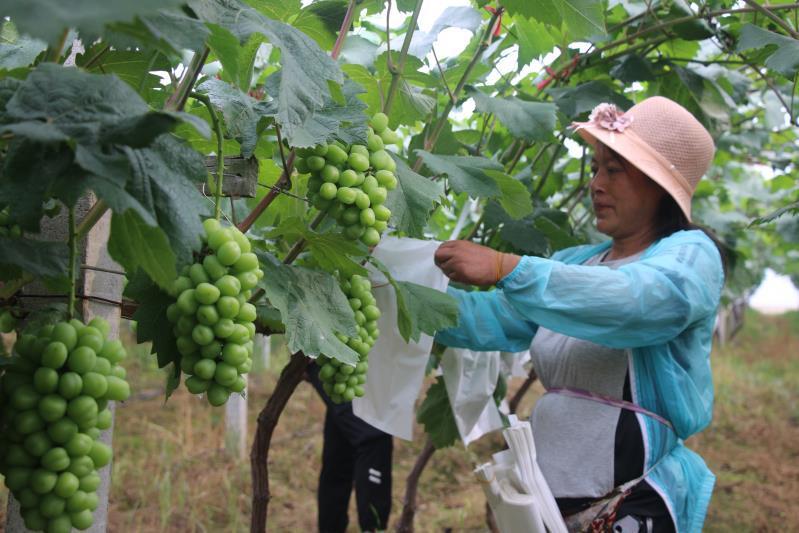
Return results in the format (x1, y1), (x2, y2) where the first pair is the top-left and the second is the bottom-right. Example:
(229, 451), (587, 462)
(587, 103), (633, 132)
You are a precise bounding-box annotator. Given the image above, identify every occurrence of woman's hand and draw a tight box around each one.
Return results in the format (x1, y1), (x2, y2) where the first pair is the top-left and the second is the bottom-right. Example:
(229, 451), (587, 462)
(434, 240), (520, 287)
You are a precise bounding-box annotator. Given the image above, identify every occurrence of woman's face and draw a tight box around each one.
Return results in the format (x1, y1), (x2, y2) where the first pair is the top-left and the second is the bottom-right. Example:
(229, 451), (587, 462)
(589, 143), (665, 240)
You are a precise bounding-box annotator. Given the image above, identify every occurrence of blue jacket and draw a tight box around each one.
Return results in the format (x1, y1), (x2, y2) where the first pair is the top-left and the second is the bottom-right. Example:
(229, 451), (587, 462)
(436, 229), (724, 532)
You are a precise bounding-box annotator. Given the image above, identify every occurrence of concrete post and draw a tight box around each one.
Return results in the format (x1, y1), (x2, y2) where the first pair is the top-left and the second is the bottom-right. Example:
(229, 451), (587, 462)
(224, 382), (248, 458)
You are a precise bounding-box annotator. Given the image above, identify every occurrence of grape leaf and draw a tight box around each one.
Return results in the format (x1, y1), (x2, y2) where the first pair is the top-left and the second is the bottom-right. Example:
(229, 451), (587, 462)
(502, 0), (605, 41)
(341, 64), (382, 116)
(5, 63), (147, 143)
(393, 281), (460, 344)
(416, 151), (502, 198)
(468, 88), (557, 141)
(123, 270), (180, 370)
(248, 0), (302, 21)
(417, 377), (460, 449)
(0, 140), (86, 231)
(110, 11), (211, 55)
(256, 255), (360, 365)
(0, 78), (22, 123)
(195, 77), (269, 158)
(485, 170), (534, 220)
(736, 24), (799, 78)
(534, 215), (580, 251)
(187, 0), (344, 141)
(119, 136), (210, 271)
(610, 54), (657, 83)
(108, 210), (178, 290)
(368, 256), (460, 343)
(384, 154), (444, 238)
(513, 16), (557, 67)
(266, 217), (368, 278)
(548, 81), (634, 118)
(3, 63), (207, 146)
(0, 236), (69, 286)
(266, 75), (369, 148)
(2, 0), (185, 44)
(657, 67), (731, 130)
(77, 48), (173, 94)
(339, 35), (379, 69)
(0, 33), (46, 70)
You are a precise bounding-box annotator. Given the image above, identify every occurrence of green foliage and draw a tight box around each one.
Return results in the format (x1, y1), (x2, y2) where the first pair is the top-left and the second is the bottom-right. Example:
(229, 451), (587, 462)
(257, 255), (360, 365)
(266, 217), (369, 277)
(0, 236), (68, 287)
(417, 377), (460, 449)
(737, 24), (799, 78)
(469, 89), (557, 141)
(3, 0), (185, 44)
(188, 0), (344, 140)
(384, 154), (444, 237)
(124, 270), (179, 369)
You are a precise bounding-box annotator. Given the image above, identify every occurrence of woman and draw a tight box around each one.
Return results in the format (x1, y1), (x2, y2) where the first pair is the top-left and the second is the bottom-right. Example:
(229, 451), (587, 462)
(434, 96), (724, 533)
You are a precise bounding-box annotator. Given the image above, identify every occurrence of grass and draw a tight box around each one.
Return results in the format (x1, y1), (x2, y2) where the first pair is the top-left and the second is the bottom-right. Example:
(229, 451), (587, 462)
(0, 310), (797, 532)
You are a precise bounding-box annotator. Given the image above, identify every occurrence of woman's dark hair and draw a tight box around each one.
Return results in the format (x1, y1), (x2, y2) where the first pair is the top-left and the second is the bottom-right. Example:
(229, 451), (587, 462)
(654, 194), (729, 276)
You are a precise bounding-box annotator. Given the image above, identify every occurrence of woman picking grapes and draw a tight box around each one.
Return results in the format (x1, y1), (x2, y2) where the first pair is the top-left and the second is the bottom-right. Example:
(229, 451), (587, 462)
(433, 97), (725, 533)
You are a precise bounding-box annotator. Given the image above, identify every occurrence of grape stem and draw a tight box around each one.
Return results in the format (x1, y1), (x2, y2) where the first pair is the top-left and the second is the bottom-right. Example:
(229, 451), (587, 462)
(237, 151), (296, 234)
(164, 47), (210, 112)
(282, 209), (328, 265)
(396, 436), (436, 532)
(190, 92), (225, 220)
(75, 200), (108, 241)
(68, 205), (77, 320)
(383, 0), (425, 115)
(45, 29), (69, 63)
(508, 367), (538, 415)
(411, 7), (504, 172)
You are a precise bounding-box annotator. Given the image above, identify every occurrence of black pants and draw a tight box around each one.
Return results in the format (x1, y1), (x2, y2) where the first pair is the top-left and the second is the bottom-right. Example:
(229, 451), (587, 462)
(309, 364), (393, 533)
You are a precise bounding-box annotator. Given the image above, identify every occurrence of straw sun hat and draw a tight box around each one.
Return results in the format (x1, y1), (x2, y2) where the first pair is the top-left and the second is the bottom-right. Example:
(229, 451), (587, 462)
(572, 96), (715, 221)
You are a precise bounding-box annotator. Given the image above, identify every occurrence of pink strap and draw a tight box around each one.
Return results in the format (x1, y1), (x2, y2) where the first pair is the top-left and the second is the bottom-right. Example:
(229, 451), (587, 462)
(546, 387), (674, 430)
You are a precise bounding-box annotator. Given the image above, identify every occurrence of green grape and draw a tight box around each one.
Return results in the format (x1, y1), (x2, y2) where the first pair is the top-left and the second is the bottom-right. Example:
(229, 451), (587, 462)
(162, 220), (264, 405)
(370, 112), (389, 133)
(315, 274), (379, 404)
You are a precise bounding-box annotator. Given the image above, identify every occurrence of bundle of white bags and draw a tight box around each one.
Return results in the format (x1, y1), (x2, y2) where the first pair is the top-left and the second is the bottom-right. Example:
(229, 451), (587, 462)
(475, 415), (568, 533)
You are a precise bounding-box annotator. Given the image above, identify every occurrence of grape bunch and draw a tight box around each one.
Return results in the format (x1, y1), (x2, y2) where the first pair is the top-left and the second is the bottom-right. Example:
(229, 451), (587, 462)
(0, 317), (130, 532)
(166, 218), (264, 406)
(0, 205), (21, 238)
(316, 274), (380, 404)
(295, 113), (399, 247)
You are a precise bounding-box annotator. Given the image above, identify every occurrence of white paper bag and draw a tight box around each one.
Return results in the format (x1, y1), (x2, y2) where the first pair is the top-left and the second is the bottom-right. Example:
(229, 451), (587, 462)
(500, 350), (532, 379)
(440, 347), (504, 445)
(352, 237), (449, 440)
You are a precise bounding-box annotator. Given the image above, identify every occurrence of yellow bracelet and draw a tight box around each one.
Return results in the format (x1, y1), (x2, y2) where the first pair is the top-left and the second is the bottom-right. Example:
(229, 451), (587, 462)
(495, 251), (504, 284)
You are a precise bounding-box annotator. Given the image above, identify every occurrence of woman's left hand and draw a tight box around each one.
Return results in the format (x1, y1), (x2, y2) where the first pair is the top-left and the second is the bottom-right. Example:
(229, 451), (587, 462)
(434, 240), (519, 286)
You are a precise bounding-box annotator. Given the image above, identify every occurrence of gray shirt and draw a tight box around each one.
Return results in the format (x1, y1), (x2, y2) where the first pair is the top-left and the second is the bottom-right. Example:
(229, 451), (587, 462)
(529, 251), (643, 498)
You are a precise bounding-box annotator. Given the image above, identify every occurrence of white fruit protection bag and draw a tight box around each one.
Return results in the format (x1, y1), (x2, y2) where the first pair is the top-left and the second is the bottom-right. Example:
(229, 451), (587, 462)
(352, 236), (449, 440)
(439, 347), (504, 446)
(475, 415), (568, 533)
